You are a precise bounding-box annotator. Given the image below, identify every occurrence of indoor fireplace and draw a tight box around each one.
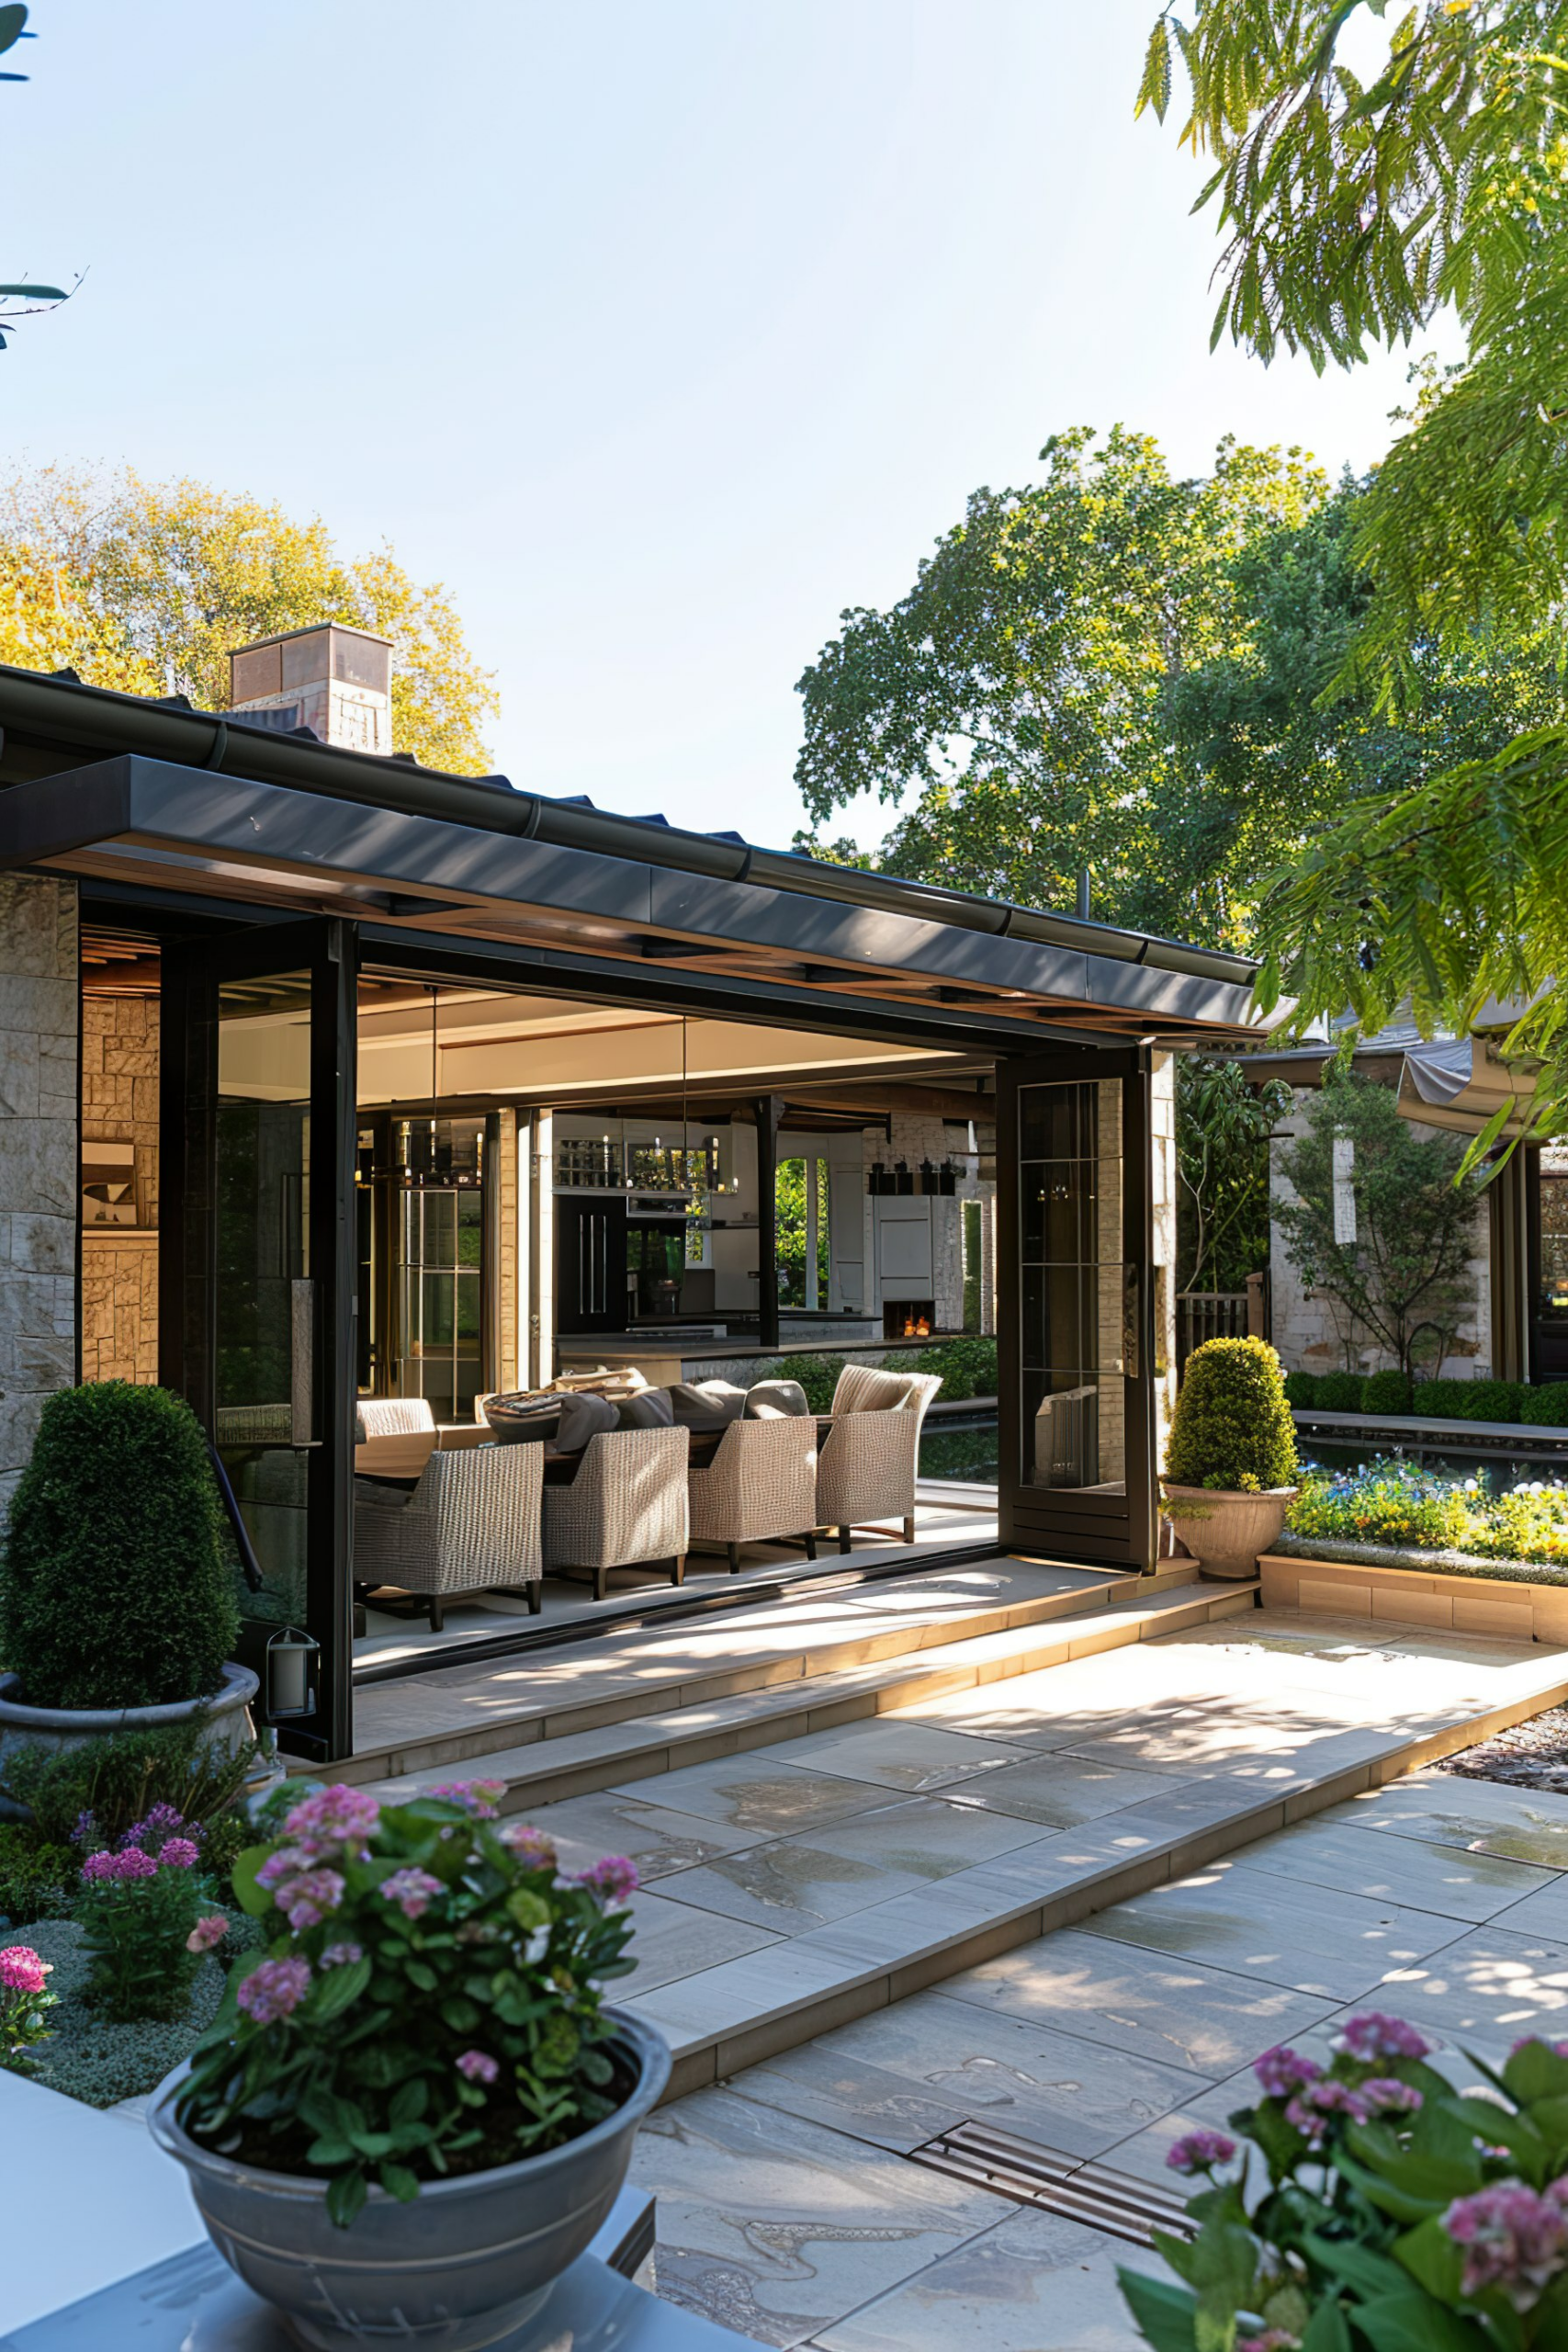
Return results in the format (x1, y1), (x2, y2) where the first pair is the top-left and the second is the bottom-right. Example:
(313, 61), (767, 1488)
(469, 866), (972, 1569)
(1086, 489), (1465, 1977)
(884, 1302), (934, 1340)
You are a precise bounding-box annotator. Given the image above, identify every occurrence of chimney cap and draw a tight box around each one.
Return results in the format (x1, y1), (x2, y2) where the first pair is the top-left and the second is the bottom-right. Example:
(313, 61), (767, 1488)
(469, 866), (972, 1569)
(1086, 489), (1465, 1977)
(228, 619), (394, 658)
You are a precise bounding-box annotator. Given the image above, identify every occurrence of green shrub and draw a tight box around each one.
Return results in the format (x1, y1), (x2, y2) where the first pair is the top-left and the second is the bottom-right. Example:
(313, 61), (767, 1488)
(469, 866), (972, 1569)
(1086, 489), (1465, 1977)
(1411, 1376), (1472, 1418)
(0, 1825), (75, 1927)
(1459, 1378), (1529, 1422)
(1359, 1367), (1414, 1415)
(917, 1337), (997, 1401)
(1522, 1382), (1568, 1429)
(1281, 1371), (1319, 1408)
(1315, 1370), (1364, 1410)
(0, 1717), (254, 1850)
(1165, 1337), (1297, 1492)
(21, 1917), (228, 2109)
(0, 1382), (238, 1710)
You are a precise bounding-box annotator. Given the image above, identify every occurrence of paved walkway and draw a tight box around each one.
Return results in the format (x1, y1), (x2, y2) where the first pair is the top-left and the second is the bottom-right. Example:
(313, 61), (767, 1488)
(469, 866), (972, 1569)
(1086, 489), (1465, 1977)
(615, 1623), (1568, 2349)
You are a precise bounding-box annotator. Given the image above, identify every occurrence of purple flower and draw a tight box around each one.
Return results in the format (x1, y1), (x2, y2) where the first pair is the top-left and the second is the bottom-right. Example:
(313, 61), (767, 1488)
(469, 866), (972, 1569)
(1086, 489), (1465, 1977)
(1513, 2035), (1568, 2061)
(499, 1822), (557, 1870)
(284, 1784), (381, 1854)
(186, 1914), (229, 1954)
(71, 1809), (97, 1849)
(1444, 2177), (1568, 2311)
(236, 1957), (312, 2025)
(279, 1868), (345, 1929)
(80, 1847), (158, 1882)
(380, 1867), (444, 1921)
(256, 1844), (317, 1893)
(158, 1838), (201, 1871)
(0, 1947), (51, 1996)
(1253, 2045), (1322, 2099)
(1360, 2076), (1423, 2118)
(573, 1855), (639, 1907)
(119, 1803), (194, 1854)
(1236, 2335), (1301, 2352)
(430, 1779), (507, 1820)
(320, 1940), (364, 1969)
(457, 2049), (499, 2084)
(1337, 2012), (1430, 2063)
(1166, 2130), (1236, 2176)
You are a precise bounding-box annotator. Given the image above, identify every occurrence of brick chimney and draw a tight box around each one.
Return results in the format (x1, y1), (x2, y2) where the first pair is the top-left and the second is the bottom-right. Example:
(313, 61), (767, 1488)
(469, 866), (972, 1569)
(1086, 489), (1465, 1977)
(226, 623), (393, 754)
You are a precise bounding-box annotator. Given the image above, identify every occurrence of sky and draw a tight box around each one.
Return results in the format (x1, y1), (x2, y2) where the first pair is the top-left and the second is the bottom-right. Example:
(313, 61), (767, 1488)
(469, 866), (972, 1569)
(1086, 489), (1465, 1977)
(5, 2), (1444, 856)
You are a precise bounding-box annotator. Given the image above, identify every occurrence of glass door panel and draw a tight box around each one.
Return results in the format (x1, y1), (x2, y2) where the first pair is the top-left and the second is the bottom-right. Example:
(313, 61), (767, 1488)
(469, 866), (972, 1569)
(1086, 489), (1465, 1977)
(999, 1052), (1156, 1567)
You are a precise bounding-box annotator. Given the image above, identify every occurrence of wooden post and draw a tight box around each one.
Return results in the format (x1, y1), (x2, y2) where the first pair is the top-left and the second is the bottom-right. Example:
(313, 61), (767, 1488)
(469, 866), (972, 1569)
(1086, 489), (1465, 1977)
(755, 1094), (781, 1352)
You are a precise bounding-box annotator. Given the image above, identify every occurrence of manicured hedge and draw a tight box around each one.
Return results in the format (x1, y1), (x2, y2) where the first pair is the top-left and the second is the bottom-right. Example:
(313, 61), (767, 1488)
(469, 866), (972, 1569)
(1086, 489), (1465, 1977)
(1412, 1377), (1529, 1422)
(1316, 1371), (1365, 1411)
(1284, 1370), (1566, 1425)
(1360, 1368), (1414, 1416)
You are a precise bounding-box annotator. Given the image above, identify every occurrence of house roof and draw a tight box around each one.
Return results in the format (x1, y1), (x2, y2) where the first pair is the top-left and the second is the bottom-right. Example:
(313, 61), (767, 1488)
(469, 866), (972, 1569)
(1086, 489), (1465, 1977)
(0, 661), (1267, 1046)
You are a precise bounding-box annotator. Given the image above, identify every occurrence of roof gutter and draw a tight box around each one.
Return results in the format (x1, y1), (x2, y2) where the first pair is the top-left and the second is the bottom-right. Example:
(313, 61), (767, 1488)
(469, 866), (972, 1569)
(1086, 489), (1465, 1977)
(0, 663), (1258, 990)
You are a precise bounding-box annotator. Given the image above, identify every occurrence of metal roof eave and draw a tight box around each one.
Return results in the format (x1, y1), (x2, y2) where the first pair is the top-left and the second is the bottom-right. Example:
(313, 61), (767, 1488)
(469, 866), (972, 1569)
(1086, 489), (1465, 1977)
(1, 752), (1263, 1037)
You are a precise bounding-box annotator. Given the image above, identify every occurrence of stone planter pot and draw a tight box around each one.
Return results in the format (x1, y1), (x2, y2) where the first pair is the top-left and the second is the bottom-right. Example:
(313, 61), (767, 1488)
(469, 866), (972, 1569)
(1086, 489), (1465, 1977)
(0, 1661), (259, 1820)
(1162, 1486), (1298, 1581)
(148, 2008), (671, 2351)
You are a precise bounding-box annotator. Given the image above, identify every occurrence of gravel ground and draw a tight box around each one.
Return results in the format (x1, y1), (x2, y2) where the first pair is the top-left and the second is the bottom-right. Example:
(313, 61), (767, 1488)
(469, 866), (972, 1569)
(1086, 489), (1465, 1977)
(1438, 1705), (1568, 1792)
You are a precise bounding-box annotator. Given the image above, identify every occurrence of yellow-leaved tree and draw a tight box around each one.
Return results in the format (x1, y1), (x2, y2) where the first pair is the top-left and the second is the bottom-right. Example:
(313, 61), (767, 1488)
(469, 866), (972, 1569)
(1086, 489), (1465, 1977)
(0, 466), (498, 773)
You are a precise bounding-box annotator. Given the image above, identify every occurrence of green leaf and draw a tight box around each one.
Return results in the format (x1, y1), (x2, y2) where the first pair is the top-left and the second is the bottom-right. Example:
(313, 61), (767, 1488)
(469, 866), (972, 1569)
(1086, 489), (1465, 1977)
(0, 9), (27, 60)
(388, 2077), (429, 2128)
(325, 2167), (367, 2231)
(1135, 16), (1173, 121)
(1116, 2267), (1199, 2352)
(1301, 2301), (1351, 2352)
(378, 2162), (421, 2203)
(229, 1845), (278, 1918)
(440, 1996), (480, 2036)
(1393, 2215), (1464, 2305)
(1353, 2288), (1483, 2352)
(308, 1956), (372, 2020)
(1503, 2040), (1568, 2106)
(0, 286), (67, 302)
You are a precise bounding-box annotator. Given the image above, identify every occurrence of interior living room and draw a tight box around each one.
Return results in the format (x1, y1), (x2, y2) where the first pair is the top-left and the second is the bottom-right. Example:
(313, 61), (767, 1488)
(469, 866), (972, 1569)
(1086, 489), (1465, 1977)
(81, 930), (1004, 1683)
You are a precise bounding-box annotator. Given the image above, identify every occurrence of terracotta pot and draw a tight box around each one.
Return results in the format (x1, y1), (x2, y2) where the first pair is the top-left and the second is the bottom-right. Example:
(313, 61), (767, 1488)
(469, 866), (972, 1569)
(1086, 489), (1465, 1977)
(149, 2008), (671, 2350)
(1161, 1485), (1298, 1580)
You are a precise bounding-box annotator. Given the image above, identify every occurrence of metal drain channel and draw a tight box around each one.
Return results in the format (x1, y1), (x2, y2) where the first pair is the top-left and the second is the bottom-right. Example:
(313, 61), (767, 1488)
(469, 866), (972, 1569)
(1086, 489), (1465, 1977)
(907, 2123), (1196, 2249)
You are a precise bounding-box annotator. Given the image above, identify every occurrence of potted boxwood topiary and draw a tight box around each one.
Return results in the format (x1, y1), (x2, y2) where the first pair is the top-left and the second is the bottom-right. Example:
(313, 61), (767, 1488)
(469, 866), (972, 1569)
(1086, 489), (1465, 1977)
(1163, 1336), (1299, 1579)
(150, 1780), (670, 2349)
(0, 1383), (254, 1798)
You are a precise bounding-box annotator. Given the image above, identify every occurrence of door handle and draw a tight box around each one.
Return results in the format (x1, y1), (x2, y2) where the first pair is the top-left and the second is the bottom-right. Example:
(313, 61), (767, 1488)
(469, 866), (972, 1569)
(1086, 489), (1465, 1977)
(291, 1279), (316, 1445)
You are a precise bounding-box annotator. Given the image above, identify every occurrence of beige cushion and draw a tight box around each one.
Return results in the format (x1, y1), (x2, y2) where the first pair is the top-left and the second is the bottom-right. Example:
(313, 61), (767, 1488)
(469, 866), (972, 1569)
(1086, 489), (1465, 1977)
(617, 1388), (675, 1430)
(668, 1380), (747, 1429)
(745, 1378), (811, 1419)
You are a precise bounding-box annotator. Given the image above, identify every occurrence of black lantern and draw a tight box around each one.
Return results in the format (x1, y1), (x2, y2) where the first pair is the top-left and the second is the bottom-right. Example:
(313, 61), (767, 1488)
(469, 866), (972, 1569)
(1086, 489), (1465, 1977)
(265, 1625), (320, 1720)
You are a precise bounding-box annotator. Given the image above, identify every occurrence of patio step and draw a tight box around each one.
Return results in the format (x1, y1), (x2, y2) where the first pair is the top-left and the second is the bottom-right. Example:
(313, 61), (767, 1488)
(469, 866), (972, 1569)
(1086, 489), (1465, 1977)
(337, 1556), (1163, 1787)
(360, 1577), (1260, 1815)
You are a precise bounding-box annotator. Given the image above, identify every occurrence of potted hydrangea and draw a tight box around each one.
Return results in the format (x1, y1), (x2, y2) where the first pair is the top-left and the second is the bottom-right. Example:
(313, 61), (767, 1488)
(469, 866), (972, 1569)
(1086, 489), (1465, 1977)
(148, 1777), (668, 2350)
(1162, 1337), (1300, 1579)
(1122, 2010), (1568, 2348)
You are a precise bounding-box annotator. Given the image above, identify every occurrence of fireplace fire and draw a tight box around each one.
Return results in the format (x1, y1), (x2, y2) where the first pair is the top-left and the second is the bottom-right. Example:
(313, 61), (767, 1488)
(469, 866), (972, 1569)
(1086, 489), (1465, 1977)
(884, 1302), (934, 1340)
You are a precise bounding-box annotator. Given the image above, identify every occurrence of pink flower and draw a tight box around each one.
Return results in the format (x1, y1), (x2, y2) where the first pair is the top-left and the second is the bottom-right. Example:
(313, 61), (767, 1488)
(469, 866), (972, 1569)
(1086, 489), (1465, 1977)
(158, 1838), (201, 1871)
(430, 1779), (507, 1820)
(1236, 2335), (1301, 2352)
(284, 1785), (381, 1854)
(320, 1941), (364, 1969)
(236, 1957), (312, 2024)
(1285, 2080), (1370, 2143)
(1253, 2045), (1322, 2099)
(380, 1867), (444, 1921)
(1360, 2076), (1422, 2118)
(1337, 2011), (1430, 2063)
(256, 1844), (316, 1893)
(499, 1823), (557, 1870)
(1444, 2177), (1568, 2311)
(1166, 2129), (1236, 2176)
(457, 2049), (499, 2084)
(185, 1915), (229, 1954)
(0, 1947), (51, 1996)
(573, 1855), (638, 1907)
(81, 1847), (158, 1882)
(1513, 2035), (1568, 2061)
(278, 1869), (345, 1930)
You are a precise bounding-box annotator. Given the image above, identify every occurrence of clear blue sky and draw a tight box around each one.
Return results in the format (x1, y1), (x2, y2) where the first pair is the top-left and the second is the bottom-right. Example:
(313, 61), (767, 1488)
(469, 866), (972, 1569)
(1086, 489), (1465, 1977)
(6, 2), (1438, 854)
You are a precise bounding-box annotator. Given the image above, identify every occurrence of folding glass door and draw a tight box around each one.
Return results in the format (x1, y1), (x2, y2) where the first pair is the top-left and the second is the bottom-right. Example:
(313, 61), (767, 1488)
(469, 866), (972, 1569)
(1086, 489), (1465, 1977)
(161, 919), (357, 1757)
(996, 1047), (1157, 1569)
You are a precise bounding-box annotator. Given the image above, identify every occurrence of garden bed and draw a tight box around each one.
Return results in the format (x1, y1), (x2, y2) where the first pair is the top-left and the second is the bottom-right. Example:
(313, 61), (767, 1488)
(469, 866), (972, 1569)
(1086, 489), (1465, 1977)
(17, 1917), (228, 2109)
(1260, 1547), (1568, 1644)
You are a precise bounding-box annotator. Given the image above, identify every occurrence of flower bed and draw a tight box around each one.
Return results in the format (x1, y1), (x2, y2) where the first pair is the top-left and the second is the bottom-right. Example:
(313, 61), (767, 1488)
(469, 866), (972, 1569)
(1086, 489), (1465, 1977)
(1287, 1459), (1568, 1577)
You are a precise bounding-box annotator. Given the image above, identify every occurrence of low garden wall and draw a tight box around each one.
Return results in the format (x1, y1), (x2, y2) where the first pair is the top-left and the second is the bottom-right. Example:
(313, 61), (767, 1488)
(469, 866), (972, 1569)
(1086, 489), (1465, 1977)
(1260, 1544), (1568, 1645)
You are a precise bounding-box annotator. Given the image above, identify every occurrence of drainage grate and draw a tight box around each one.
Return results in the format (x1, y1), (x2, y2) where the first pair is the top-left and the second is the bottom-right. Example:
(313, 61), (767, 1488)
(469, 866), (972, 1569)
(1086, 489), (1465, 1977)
(907, 2122), (1197, 2249)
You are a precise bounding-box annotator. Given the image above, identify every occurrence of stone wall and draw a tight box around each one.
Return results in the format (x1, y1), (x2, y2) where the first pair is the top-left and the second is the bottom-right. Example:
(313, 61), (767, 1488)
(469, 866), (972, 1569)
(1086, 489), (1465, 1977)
(1269, 1084), (1493, 1379)
(80, 991), (160, 1384)
(0, 876), (79, 1521)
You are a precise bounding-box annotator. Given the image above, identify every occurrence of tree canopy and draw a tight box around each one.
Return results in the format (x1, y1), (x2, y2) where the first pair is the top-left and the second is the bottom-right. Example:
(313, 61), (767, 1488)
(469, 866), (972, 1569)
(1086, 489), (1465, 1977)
(1139, 2), (1568, 1142)
(794, 427), (1564, 950)
(0, 466), (498, 773)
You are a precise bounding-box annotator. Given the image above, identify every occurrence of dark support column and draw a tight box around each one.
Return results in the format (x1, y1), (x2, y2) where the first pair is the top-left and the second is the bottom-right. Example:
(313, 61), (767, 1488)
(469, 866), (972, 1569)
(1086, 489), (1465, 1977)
(1491, 1145), (1531, 1384)
(755, 1093), (781, 1352)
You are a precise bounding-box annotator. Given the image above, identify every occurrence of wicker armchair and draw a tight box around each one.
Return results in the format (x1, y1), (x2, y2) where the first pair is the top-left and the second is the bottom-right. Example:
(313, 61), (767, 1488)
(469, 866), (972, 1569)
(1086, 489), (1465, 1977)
(355, 1396), (437, 1442)
(543, 1424), (690, 1602)
(819, 1364), (942, 1550)
(353, 1442), (543, 1632)
(688, 1416), (819, 1573)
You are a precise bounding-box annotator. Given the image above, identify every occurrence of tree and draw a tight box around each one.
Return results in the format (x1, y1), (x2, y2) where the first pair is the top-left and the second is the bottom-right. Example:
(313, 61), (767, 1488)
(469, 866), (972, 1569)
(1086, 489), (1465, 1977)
(1177, 1056), (1292, 1292)
(1274, 1070), (1482, 1379)
(0, 6), (73, 351)
(0, 466), (498, 773)
(1138, 3), (1568, 1143)
(795, 428), (1329, 947)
